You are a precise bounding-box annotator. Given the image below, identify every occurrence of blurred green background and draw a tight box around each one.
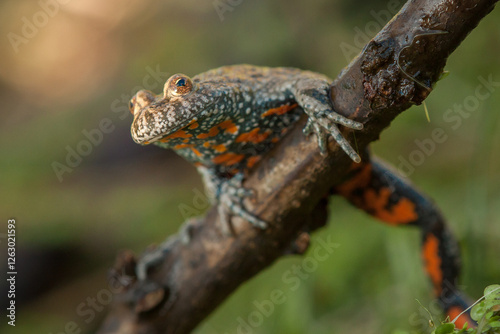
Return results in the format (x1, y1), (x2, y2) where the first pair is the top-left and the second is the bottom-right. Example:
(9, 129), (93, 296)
(0, 0), (499, 333)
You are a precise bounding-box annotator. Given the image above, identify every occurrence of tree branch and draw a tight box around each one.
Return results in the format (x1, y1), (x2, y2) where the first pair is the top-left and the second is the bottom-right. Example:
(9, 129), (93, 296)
(97, 0), (497, 333)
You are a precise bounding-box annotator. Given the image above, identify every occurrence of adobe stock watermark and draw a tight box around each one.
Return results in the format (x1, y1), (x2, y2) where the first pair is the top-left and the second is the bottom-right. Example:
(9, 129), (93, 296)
(213, 0), (245, 22)
(224, 235), (340, 334)
(6, 219), (17, 327)
(51, 65), (170, 182)
(340, 0), (404, 62)
(7, 0), (72, 54)
(397, 74), (500, 177)
(178, 187), (211, 220)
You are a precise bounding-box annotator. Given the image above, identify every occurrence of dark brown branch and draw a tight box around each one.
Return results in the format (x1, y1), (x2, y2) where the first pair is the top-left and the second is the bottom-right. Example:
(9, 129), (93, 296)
(97, 0), (497, 333)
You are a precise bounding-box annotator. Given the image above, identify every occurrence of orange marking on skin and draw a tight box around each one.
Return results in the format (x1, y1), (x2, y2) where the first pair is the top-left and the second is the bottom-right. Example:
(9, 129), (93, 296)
(173, 144), (193, 149)
(183, 139), (189, 143)
(197, 126), (220, 139)
(337, 164), (417, 225)
(271, 137), (280, 143)
(193, 162), (203, 167)
(235, 128), (269, 143)
(213, 144), (227, 152)
(203, 141), (211, 148)
(188, 121), (199, 129)
(423, 234), (443, 295)
(448, 306), (472, 329)
(367, 188), (418, 224)
(336, 164), (372, 196)
(160, 129), (192, 142)
(246, 156), (261, 168)
(191, 147), (202, 157)
(388, 198), (418, 223)
(363, 187), (390, 215)
(261, 103), (298, 117)
(212, 153), (245, 166)
(167, 130), (191, 139)
(219, 120), (238, 134)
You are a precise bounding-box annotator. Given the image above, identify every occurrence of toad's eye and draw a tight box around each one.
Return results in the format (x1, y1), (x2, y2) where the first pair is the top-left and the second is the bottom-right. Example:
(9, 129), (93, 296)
(176, 78), (186, 87)
(164, 74), (194, 98)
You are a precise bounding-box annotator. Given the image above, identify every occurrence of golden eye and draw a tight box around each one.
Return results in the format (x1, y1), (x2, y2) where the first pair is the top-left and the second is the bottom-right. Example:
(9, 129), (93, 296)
(164, 74), (193, 98)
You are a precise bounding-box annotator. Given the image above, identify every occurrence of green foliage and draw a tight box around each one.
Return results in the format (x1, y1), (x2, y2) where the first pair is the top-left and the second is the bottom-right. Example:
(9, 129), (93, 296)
(430, 285), (500, 334)
(470, 285), (500, 334)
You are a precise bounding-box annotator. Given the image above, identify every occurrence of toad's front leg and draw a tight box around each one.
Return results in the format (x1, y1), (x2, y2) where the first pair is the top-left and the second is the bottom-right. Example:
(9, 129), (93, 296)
(294, 78), (363, 162)
(198, 166), (267, 232)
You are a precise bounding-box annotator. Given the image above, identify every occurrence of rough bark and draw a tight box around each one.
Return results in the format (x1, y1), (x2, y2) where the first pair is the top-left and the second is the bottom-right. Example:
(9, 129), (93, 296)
(97, 0), (498, 333)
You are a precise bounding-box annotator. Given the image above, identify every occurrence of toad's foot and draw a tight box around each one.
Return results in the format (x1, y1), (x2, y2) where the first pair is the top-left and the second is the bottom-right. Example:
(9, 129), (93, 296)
(295, 78), (363, 162)
(217, 173), (268, 233)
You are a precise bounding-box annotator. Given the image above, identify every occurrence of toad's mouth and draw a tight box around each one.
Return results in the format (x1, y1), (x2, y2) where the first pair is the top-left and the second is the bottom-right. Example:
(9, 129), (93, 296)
(144, 117), (200, 144)
(131, 98), (220, 145)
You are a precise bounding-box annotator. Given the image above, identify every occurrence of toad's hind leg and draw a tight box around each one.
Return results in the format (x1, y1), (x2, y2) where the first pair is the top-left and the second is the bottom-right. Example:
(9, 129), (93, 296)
(334, 155), (474, 328)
